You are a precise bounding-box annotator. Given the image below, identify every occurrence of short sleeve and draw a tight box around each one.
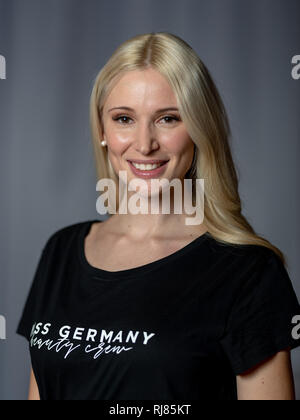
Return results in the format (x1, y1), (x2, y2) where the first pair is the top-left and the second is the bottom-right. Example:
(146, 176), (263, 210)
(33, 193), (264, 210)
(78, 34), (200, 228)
(219, 249), (300, 375)
(16, 238), (51, 341)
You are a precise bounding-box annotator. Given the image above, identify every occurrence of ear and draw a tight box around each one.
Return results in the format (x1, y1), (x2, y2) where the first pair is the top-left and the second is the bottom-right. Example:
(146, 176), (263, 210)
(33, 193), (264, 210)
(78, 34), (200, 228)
(98, 124), (106, 142)
(97, 108), (105, 138)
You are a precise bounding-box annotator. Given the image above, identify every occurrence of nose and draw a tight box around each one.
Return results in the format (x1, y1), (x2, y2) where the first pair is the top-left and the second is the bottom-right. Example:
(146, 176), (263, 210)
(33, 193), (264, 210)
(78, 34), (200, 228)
(133, 120), (159, 155)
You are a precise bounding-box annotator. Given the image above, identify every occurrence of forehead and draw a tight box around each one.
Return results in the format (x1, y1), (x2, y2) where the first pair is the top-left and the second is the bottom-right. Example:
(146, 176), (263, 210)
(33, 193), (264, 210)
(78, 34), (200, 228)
(103, 68), (177, 110)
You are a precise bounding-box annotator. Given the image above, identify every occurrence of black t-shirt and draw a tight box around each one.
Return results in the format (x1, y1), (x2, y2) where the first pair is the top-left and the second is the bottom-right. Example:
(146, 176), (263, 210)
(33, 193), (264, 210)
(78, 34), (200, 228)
(17, 220), (300, 400)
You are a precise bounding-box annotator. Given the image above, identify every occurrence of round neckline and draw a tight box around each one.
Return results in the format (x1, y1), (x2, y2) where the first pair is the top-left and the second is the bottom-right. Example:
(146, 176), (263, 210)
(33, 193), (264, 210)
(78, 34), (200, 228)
(78, 219), (210, 280)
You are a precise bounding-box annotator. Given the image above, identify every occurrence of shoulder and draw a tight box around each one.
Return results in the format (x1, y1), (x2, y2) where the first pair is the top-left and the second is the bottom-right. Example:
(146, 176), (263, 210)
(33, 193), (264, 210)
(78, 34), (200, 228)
(206, 237), (291, 291)
(206, 234), (277, 268)
(42, 219), (98, 254)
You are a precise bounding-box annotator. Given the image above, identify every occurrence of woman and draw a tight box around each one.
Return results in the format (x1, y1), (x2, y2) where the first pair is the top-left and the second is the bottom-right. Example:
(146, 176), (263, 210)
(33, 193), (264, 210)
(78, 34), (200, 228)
(17, 32), (300, 400)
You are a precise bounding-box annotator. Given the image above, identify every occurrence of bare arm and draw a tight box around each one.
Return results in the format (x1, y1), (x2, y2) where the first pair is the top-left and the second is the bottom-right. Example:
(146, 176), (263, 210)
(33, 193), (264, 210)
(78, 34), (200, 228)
(236, 349), (296, 400)
(28, 368), (40, 400)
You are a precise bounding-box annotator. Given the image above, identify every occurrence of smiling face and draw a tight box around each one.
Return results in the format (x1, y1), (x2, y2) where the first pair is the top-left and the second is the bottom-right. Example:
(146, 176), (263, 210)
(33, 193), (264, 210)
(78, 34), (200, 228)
(101, 67), (195, 198)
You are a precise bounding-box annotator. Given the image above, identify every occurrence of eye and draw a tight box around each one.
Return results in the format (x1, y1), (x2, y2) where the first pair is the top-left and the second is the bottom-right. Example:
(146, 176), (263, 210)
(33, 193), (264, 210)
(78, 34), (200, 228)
(112, 115), (133, 124)
(160, 115), (180, 124)
(112, 114), (180, 125)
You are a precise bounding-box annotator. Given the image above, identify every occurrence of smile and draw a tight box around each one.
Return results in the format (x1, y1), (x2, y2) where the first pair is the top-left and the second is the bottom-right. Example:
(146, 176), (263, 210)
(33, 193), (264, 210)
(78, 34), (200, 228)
(131, 162), (165, 170)
(127, 160), (169, 179)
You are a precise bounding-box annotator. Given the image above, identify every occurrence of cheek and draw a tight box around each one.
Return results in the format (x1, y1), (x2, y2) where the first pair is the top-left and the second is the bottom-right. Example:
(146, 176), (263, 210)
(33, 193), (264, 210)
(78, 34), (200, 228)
(163, 132), (194, 156)
(107, 131), (131, 154)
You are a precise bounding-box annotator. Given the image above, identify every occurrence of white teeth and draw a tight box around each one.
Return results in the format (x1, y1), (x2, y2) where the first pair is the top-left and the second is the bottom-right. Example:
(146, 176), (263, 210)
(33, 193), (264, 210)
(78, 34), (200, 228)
(131, 162), (165, 170)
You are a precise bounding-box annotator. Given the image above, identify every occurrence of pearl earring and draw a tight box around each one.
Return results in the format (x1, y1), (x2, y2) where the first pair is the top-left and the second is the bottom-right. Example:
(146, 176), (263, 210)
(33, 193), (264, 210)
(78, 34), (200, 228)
(100, 140), (107, 147)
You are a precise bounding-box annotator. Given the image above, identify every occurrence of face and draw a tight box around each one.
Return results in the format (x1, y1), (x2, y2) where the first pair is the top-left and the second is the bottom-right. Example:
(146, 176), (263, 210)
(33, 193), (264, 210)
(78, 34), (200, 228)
(101, 68), (195, 198)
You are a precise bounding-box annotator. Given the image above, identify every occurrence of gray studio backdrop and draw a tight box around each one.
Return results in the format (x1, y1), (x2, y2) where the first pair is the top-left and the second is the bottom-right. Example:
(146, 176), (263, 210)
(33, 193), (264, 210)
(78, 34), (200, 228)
(0, 0), (300, 400)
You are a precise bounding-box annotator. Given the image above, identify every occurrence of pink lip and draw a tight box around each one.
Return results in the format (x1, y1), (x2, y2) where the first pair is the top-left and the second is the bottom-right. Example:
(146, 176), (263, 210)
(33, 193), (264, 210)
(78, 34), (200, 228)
(128, 160), (169, 179)
(127, 159), (168, 164)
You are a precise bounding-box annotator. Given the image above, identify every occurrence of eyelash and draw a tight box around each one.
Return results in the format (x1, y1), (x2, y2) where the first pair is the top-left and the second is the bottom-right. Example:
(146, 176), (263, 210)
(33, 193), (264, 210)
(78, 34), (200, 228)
(112, 115), (180, 124)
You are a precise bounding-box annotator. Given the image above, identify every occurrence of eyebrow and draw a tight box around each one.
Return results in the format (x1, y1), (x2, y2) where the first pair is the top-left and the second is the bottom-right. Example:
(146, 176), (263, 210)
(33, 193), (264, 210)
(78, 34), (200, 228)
(107, 106), (179, 113)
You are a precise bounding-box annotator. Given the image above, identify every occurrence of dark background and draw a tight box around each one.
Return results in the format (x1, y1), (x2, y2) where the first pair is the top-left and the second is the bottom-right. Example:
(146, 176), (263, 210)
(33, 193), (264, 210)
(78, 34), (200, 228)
(0, 0), (299, 400)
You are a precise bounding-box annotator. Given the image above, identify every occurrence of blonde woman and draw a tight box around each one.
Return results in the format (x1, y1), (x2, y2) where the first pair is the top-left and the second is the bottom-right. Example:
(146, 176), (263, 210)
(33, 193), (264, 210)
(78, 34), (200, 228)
(17, 32), (300, 400)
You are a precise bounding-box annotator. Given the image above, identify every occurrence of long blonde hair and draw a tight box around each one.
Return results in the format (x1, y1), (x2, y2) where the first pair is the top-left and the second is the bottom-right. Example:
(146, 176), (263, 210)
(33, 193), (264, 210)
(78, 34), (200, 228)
(90, 32), (287, 266)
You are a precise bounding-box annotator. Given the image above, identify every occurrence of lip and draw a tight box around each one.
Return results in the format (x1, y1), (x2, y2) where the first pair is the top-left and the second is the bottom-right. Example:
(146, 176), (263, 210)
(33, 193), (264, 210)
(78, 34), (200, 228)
(127, 160), (169, 179)
(127, 159), (169, 164)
